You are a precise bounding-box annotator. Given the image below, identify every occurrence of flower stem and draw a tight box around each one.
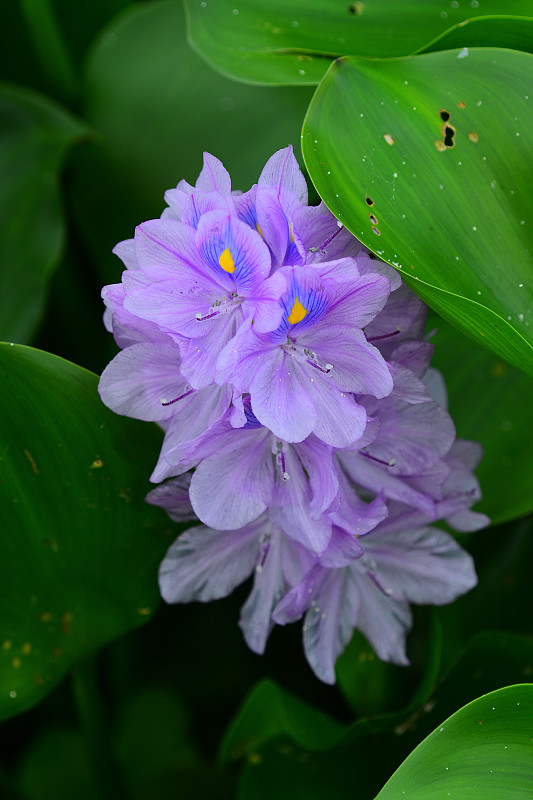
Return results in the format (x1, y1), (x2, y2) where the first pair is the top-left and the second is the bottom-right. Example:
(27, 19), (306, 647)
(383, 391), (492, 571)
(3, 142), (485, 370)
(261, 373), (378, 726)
(70, 655), (130, 800)
(18, 0), (77, 103)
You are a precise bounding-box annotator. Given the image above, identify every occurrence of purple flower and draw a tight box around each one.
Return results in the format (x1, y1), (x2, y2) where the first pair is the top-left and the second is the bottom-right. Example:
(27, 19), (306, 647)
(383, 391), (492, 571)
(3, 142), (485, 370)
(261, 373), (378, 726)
(273, 520), (477, 684)
(155, 402), (339, 555)
(99, 145), (488, 685)
(158, 513), (315, 655)
(218, 261), (394, 445)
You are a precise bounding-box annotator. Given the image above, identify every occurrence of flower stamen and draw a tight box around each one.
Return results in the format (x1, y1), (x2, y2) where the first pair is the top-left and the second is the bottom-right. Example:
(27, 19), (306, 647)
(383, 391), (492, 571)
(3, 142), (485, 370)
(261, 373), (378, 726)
(161, 388), (195, 406)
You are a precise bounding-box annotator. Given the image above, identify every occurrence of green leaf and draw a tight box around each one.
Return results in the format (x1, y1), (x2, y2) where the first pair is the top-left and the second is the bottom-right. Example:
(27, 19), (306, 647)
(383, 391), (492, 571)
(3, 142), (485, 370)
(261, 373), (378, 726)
(76, 0), (314, 283)
(234, 633), (533, 800)
(185, 0), (533, 85)
(429, 312), (533, 524)
(336, 614), (442, 717)
(220, 680), (347, 764)
(418, 15), (533, 56)
(375, 684), (533, 800)
(303, 49), (533, 376)
(0, 84), (88, 343)
(0, 344), (173, 721)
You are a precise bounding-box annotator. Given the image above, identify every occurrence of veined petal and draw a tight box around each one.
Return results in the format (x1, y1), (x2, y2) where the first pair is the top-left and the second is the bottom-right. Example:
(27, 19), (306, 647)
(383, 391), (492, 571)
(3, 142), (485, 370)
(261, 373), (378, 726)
(246, 269), (287, 334)
(269, 446), (333, 556)
(258, 145), (308, 210)
(362, 399), (456, 475)
(349, 565), (412, 666)
(112, 238), (138, 270)
(123, 266), (220, 339)
(361, 526), (477, 606)
(149, 385), (232, 482)
(179, 308), (241, 389)
(102, 282), (172, 349)
(250, 352), (317, 443)
(302, 569), (361, 684)
(196, 210), (272, 293)
(308, 327), (394, 398)
(189, 428), (274, 530)
(98, 341), (188, 421)
(159, 521), (261, 603)
(294, 436), (339, 518)
(337, 451), (437, 518)
(145, 474), (195, 523)
(135, 219), (203, 273)
(314, 272), (391, 330)
(181, 190), (232, 229)
(310, 380), (368, 448)
(195, 152), (232, 194)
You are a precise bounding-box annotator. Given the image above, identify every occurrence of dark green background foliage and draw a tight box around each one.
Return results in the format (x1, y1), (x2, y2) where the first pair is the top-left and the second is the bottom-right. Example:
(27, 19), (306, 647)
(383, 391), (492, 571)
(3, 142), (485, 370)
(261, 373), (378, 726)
(1, 1), (532, 797)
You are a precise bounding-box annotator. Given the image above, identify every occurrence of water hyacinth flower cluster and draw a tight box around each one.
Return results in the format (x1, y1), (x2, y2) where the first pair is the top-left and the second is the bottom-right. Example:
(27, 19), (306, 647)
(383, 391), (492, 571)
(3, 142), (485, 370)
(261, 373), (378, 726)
(99, 147), (489, 683)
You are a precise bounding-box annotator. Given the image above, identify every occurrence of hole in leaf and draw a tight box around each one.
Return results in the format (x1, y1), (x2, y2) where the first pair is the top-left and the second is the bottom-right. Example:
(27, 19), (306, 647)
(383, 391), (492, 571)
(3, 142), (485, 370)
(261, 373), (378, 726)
(372, 227), (381, 236)
(365, 197), (374, 206)
(383, 134), (395, 145)
(440, 109), (451, 122)
(443, 124), (456, 147)
(347, 2), (364, 13)
(369, 214), (378, 224)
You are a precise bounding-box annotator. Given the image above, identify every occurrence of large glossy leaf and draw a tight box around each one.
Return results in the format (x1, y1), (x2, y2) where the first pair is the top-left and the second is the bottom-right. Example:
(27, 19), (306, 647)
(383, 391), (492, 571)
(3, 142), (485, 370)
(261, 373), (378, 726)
(418, 15), (533, 56)
(429, 313), (533, 524)
(185, 0), (533, 85)
(303, 49), (533, 376)
(375, 684), (533, 800)
(0, 344), (172, 722)
(0, 84), (88, 343)
(233, 633), (533, 799)
(76, 0), (314, 283)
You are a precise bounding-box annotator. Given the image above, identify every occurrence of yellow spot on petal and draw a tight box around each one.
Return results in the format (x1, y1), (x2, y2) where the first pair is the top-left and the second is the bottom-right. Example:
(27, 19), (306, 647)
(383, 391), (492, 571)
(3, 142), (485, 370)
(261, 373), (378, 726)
(256, 222), (263, 238)
(219, 247), (235, 273)
(288, 221), (295, 243)
(287, 297), (308, 325)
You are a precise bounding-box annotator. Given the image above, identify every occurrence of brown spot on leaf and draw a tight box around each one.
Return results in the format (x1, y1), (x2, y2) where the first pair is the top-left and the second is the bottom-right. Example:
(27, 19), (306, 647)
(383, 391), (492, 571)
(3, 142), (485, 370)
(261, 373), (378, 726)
(61, 612), (73, 635)
(457, 101), (466, 108)
(24, 450), (39, 475)
(435, 140), (447, 152)
(468, 131), (479, 143)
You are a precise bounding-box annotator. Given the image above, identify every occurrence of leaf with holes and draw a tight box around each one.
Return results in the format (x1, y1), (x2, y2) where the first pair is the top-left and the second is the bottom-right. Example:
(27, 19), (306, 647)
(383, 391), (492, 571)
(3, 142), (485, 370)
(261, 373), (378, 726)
(0, 84), (88, 343)
(185, 0), (533, 85)
(303, 48), (533, 376)
(0, 344), (171, 722)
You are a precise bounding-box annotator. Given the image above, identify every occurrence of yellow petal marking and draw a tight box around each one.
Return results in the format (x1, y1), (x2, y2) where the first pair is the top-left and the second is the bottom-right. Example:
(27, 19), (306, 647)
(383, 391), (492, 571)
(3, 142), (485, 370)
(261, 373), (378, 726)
(287, 297), (308, 325)
(219, 247), (235, 273)
(288, 221), (295, 243)
(256, 222), (264, 238)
